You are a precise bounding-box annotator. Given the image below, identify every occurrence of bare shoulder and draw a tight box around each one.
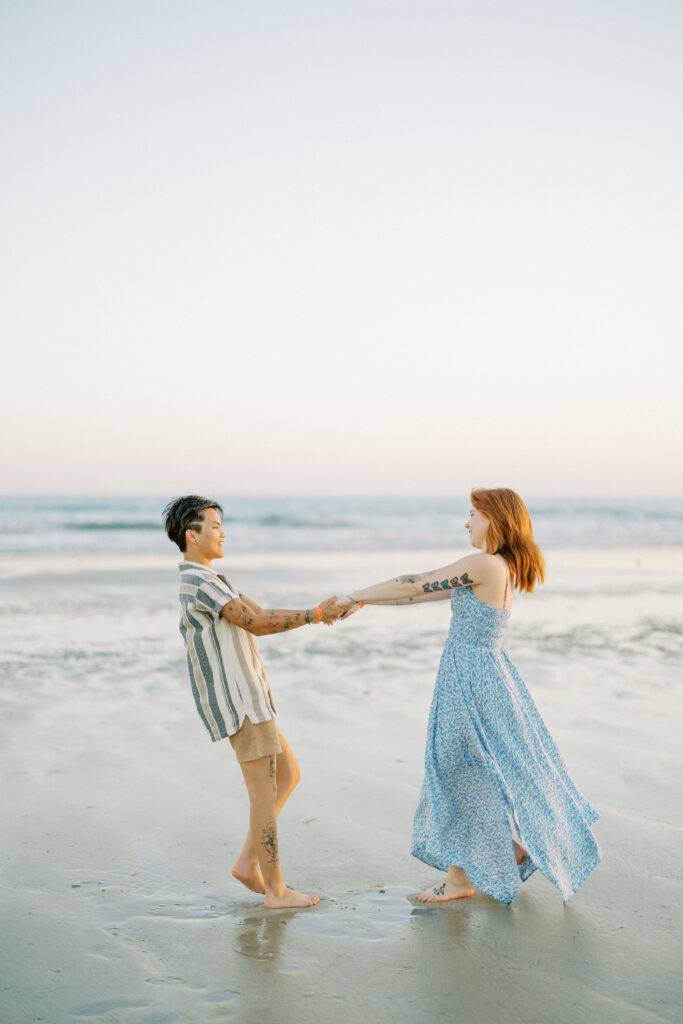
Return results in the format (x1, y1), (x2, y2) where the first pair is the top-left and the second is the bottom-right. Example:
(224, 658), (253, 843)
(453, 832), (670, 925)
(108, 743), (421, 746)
(469, 552), (507, 581)
(442, 551), (498, 585)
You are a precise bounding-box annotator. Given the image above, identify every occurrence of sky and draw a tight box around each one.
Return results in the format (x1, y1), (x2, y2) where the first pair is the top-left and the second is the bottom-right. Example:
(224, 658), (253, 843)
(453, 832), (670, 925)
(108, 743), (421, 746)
(1, 0), (681, 497)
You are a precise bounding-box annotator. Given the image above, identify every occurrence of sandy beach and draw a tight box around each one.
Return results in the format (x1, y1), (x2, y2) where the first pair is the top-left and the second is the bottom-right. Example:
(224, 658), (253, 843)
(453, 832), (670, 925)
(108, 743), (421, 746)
(1, 546), (682, 1023)
(3, 0), (682, 1011)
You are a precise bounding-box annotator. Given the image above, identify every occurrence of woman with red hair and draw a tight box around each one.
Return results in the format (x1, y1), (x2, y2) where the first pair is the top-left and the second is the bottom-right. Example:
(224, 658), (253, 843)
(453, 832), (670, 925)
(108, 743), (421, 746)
(341, 488), (600, 904)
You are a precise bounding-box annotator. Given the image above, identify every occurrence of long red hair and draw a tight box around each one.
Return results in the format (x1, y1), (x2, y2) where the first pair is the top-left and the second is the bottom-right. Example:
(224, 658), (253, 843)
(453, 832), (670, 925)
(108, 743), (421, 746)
(470, 487), (545, 593)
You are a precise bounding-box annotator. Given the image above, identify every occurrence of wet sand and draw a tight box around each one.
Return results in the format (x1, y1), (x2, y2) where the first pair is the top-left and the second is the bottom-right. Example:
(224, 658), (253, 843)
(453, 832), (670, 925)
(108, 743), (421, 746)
(1, 548), (681, 1023)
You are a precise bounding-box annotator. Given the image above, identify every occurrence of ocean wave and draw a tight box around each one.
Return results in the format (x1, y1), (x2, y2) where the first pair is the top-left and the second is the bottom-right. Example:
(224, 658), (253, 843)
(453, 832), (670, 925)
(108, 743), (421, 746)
(514, 617), (683, 660)
(1, 495), (682, 553)
(631, 618), (683, 640)
(66, 521), (161, 531)
(65, 514), (357, 532)
(246, 514), (354, 529)
(529, 500), (683, 522)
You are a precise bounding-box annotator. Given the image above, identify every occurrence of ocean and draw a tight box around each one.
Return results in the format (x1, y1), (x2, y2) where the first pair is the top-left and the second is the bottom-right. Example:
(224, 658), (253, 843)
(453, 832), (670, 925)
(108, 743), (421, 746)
(1, 494), (682, 554)
(1, 493), (682, 1021)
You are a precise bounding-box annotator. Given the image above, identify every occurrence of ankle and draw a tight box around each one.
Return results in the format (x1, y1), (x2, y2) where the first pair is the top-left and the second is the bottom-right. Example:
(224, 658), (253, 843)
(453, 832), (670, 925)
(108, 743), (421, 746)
(265, 882), (286, 899)
(235, 852), (258, 867)
(447, 867), (470, 886)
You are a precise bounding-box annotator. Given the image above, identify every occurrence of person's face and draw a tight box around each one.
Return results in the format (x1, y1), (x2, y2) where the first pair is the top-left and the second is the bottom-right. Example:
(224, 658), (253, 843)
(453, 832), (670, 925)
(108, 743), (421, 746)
(465, 506), (490, 550)
(186, 506), (225, 562)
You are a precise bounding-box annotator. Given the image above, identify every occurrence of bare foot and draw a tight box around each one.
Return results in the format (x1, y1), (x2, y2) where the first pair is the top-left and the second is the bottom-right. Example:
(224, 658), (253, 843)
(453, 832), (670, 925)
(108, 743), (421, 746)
(513, 840), (528, 866)
(231, 860), (266, 895)
(264, 887), (320, 909)
(414, 879), (474, 903)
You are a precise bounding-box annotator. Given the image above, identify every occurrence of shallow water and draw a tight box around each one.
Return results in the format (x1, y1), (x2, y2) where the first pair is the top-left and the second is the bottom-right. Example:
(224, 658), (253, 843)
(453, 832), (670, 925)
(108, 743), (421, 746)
(1, 547), (682, 1022)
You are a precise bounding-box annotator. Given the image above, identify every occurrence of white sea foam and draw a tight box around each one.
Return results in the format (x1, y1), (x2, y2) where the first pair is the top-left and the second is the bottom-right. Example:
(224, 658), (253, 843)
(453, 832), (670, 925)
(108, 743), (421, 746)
(1, 495), (683, 553)
(1, 542), (682, 1023)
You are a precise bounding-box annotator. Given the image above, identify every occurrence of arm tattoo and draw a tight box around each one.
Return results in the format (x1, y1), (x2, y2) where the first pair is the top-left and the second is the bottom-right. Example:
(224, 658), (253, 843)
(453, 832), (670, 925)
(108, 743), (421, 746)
(421, 571), (474, 594)
(253, 610), (307, 635)
(238, 603), (254, 627)
(396, 574), (419, 584)
(261, 821), (278, 865)
(268, 755), (276, 779)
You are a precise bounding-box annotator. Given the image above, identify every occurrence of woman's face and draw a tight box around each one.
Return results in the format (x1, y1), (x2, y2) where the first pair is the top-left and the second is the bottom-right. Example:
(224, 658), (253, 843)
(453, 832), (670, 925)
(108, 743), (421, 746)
(465, 506), (490, 550)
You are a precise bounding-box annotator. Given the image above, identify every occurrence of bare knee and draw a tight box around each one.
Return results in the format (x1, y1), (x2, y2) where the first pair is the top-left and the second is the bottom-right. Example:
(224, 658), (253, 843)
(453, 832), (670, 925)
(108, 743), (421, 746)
(241, 755), (278, 807)
(277, 759), (300, 796)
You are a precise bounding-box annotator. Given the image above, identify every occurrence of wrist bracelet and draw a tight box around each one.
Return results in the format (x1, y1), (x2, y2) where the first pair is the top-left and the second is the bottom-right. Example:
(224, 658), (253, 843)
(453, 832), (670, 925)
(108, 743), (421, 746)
(315, 605), (323, 622)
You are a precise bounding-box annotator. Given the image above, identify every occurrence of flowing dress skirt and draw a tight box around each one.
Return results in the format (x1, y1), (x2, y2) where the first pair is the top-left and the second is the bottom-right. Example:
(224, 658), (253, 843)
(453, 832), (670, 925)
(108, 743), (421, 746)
(411, 588), (601, 903)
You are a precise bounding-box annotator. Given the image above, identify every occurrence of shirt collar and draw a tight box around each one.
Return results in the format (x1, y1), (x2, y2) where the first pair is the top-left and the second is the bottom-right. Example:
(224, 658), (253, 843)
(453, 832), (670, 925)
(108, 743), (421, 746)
(179, 560), (219, 576)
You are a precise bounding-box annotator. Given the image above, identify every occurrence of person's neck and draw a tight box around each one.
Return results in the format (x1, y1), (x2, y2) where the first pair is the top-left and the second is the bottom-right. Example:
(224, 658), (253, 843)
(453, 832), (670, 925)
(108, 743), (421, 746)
(184, 551), (213, 568)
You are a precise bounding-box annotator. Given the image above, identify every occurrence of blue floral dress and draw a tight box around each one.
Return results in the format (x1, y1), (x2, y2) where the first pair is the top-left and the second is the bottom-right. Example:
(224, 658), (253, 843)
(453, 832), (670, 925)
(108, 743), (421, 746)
(411, 579), (601, 902)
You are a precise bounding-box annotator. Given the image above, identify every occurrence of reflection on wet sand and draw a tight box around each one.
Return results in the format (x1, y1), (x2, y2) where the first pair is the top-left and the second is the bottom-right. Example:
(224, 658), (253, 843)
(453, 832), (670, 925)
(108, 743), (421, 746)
(234, 906), (302, 962)
(2, 551), (681, 1023)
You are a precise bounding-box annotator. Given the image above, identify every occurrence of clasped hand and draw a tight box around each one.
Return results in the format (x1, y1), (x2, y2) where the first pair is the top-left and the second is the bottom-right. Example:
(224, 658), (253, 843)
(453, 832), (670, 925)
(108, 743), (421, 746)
(317, 594), (363, 624)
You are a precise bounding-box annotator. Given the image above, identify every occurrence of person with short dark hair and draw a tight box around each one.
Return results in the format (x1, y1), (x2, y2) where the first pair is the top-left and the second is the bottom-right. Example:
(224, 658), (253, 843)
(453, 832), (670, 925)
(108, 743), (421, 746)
(163, 494), (345, 909)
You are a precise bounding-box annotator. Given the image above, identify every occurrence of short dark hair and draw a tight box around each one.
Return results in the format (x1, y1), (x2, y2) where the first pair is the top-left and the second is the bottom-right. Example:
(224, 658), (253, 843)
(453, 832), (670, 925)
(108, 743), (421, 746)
(162, 495), (224, 552)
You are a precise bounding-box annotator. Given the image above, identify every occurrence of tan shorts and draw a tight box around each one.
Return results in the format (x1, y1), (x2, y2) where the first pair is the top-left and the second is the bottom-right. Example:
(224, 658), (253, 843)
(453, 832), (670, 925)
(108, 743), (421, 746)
(229, 716), (282, 764)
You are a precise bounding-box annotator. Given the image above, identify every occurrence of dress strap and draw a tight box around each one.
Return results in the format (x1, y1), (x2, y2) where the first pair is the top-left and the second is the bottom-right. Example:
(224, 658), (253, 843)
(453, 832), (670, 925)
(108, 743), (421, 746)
(503, 569), (509, 607)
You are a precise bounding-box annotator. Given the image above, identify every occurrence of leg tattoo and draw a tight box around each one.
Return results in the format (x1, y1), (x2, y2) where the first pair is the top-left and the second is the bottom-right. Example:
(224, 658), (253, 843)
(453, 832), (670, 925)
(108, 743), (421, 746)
(261, 821), (278, 865)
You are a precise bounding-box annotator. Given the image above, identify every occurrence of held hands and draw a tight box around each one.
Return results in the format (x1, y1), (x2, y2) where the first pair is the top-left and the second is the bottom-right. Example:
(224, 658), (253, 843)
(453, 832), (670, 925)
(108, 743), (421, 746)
(317, 595), (364, 625)
(317, 596), (347, 625)
(339, 595), (362, 619)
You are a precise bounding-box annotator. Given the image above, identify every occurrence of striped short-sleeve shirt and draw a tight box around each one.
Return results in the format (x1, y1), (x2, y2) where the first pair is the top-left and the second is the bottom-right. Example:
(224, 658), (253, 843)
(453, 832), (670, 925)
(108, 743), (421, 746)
(178, 561), (276, 742)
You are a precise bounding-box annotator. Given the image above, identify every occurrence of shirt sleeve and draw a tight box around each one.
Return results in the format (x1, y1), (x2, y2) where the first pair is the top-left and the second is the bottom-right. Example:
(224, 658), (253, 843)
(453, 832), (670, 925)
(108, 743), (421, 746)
(195, 579), (238, 616)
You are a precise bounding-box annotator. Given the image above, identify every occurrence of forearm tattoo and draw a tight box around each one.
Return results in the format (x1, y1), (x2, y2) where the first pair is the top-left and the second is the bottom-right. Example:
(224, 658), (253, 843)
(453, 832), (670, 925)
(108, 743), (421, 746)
(261, 821), (278, 865)
(268, 755), (276, 779)
(231, 604), (307, 634)
(259, 610), (306, 634)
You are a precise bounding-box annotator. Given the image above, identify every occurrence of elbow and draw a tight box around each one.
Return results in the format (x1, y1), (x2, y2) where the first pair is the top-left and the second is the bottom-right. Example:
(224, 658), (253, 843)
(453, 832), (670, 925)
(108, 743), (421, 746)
(233, 616), (263, 636)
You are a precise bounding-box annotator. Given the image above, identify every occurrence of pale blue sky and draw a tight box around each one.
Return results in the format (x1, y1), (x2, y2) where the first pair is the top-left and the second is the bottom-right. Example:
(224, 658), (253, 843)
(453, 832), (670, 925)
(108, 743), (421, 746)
(2, 1), (681, 496)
